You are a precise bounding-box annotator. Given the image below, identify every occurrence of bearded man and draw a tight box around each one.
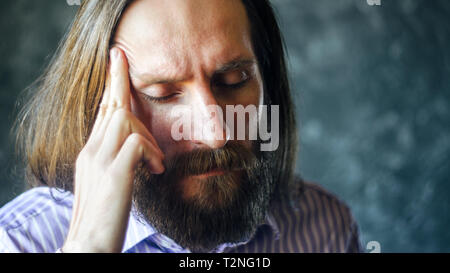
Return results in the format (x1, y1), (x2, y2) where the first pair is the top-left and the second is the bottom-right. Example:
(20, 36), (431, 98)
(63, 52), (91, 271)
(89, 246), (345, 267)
(0, 0), (361, 253)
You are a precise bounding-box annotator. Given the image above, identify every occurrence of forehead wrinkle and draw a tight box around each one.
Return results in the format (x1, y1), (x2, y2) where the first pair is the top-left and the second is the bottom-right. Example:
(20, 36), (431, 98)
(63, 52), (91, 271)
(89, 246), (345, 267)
(115, 32), (254, 87)
(129, 57), (191, 86)
(113, 27), (191, 86)
(111, 40), (137, 67)
(112, 0), (254, 86)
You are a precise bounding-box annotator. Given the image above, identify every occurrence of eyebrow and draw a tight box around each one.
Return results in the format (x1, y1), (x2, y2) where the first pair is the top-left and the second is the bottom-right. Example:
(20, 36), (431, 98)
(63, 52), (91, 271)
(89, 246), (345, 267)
(129, 58), (256, 87)
(215, 58), (256, 74)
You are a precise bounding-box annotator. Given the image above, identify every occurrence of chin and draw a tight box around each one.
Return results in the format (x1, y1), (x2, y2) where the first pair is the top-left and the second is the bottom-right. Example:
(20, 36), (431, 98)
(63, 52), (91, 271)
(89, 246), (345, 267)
(179, 171), (243, 210)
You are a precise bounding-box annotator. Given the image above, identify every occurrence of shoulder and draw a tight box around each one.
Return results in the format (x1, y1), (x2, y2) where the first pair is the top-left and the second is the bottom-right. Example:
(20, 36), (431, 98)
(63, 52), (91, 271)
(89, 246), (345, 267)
(298, 181), (354, 221)
(0, 187), (73, 253)
(270, 179), (362, 252)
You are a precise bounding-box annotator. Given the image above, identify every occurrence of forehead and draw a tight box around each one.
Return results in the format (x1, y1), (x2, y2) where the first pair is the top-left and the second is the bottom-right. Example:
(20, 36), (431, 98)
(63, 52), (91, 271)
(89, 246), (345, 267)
(113, 0), (254, 77)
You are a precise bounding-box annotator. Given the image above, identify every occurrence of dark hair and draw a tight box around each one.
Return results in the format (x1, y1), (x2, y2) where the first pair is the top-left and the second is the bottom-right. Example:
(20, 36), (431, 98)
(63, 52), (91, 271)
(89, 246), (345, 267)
(241, 0), (299, 203)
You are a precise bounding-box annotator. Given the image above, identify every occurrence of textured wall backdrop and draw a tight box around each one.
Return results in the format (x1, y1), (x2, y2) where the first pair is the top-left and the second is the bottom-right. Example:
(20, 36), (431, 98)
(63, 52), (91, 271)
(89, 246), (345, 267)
(0, 0), (449, 252)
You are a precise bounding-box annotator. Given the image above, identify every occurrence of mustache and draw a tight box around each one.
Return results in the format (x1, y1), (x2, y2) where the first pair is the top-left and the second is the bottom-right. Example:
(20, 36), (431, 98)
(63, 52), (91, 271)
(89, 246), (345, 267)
(160, 142), (260, 178)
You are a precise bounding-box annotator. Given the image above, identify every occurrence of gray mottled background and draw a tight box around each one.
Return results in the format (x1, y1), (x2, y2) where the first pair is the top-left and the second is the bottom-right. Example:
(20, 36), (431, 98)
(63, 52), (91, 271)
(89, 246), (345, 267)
(0, 0), (449, 252)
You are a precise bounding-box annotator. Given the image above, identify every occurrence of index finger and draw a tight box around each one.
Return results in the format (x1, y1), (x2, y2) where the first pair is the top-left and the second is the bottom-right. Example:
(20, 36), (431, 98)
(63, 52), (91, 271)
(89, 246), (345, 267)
(109, 47), (131, 111)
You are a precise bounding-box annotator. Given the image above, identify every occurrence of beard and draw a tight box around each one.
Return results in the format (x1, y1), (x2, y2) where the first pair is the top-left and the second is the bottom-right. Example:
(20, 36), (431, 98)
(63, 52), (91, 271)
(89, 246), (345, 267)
(132, 141), (276, 252)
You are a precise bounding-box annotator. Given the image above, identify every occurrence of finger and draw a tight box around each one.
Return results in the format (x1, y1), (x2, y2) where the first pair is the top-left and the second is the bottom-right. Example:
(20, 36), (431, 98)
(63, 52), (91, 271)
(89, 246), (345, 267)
(113, 133), (165, 179)
(95, 49), (125, 140)
(97, 108), (163, 162)
(109, 47), (131, 112)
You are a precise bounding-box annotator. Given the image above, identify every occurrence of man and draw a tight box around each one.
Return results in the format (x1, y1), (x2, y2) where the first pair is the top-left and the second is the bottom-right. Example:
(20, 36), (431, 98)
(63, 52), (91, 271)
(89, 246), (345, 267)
(0, 0), (361, 253)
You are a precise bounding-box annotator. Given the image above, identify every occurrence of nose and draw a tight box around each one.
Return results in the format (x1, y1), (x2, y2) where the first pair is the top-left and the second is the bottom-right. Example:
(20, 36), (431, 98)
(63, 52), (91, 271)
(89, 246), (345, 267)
(189, 84), (229, 149)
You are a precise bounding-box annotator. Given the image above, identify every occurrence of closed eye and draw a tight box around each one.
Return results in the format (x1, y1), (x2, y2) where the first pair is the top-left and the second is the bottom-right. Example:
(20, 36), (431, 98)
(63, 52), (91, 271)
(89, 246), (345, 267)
(213, 70), (252, 90)
(139, 92), (178, 103)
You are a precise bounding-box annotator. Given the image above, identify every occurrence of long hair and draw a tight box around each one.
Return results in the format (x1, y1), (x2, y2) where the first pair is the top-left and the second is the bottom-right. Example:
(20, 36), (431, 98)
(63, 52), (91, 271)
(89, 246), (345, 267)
(14, 0), (299, 201)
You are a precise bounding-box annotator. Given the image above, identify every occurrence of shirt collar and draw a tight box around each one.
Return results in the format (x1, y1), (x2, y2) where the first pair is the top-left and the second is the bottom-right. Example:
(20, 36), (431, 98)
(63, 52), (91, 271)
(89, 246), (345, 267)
(121, 206), (158, 252)
(122, 205), (280, 253)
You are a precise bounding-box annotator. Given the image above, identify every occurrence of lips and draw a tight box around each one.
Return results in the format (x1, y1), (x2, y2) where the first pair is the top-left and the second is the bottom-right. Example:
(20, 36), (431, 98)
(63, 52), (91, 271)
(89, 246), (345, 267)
(190, 169), (227, 179)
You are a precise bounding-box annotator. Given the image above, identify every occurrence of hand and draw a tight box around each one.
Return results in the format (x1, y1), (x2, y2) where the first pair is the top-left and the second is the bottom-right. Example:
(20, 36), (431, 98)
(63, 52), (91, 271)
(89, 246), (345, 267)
(62, 48), (165, 253)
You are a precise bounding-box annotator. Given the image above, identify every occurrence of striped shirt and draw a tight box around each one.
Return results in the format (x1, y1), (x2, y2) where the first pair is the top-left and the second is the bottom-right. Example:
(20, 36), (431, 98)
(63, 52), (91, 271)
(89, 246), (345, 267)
(0, 181), (362, 253)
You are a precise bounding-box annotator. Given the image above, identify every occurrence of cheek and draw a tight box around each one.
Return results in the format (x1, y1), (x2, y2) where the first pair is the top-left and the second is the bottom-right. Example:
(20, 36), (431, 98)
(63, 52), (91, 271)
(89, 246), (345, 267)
(130, 96), (177, 155)
(240, 70), (264, 107)
(223, 79), (264, 143)
(222, 78), (263, 108)
(247, 78), (263, 106)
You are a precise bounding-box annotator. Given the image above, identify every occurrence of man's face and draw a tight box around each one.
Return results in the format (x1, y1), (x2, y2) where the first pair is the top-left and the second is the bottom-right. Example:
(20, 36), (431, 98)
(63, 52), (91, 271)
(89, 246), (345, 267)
(113, 0), (273, 251)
